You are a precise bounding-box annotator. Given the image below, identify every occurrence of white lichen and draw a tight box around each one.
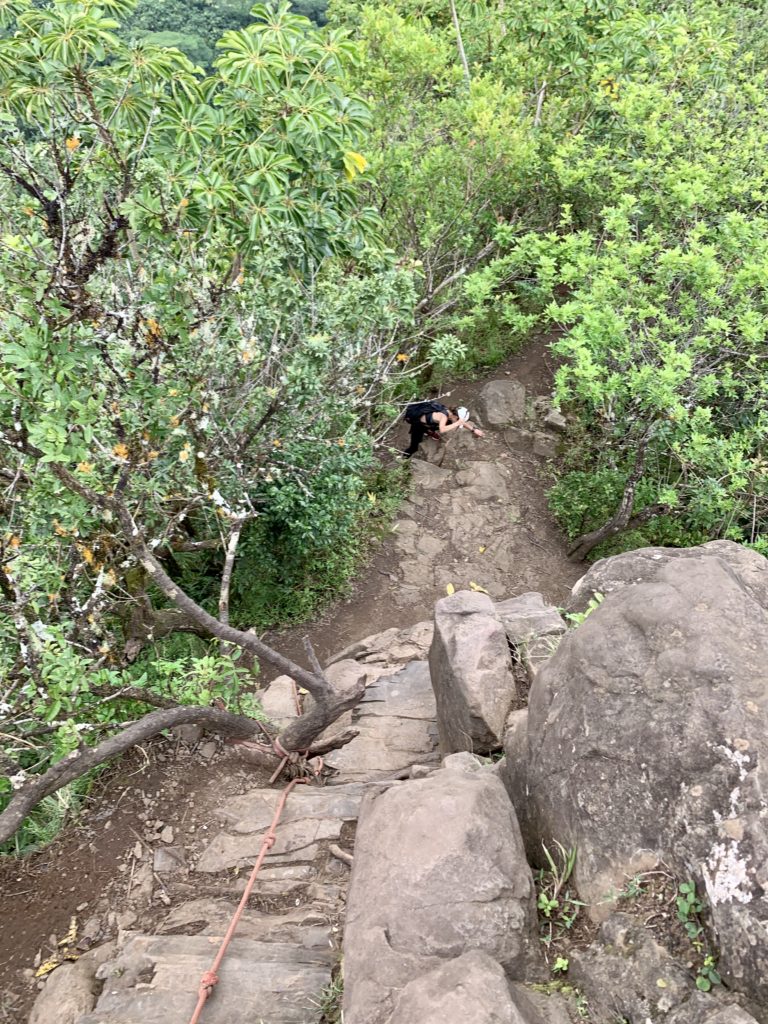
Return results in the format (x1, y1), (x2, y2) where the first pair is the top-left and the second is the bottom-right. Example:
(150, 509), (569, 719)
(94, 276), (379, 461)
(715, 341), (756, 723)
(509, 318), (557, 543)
(703, 840), (753, 906)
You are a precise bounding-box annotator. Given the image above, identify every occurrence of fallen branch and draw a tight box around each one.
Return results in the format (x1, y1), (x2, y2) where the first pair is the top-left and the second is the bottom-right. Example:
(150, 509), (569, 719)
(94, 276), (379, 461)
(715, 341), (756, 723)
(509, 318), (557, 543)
(329, 843), (353, 867)
(0, 705), (260, 847)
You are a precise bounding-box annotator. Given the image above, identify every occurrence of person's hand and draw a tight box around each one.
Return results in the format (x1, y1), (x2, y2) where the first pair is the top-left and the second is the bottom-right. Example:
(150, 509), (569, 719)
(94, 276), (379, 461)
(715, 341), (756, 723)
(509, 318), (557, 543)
(473, 428), (484, 438)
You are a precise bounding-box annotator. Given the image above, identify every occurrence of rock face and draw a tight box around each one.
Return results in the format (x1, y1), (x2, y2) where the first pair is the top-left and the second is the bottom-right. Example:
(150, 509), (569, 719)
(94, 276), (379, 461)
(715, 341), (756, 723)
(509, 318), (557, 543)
(495, 593), (566, 644)
(429, 590), (516, 753)
(389, 951), (536, 1024)
(519, 545), (768, 1008)
(342, 757), (538, 1024)
(566, 538), (768, 613)
(477, 380), (526, 428)
(569, 913), (696, 1022)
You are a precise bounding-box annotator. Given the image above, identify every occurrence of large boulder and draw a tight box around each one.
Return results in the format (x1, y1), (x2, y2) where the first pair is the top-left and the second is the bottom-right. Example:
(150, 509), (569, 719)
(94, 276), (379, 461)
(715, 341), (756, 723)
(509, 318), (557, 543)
(477, 380), (526, 428)
(342, 757), (538, 1024)
(389, 951), (537, 1024)
(519, 545), (768, 1010)
(429, 590), (517, 753)
(567, 539), (768, 613)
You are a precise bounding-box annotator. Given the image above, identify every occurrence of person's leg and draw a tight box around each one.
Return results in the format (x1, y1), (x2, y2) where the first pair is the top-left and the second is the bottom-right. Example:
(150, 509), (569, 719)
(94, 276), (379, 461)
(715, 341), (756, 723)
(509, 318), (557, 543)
(404, 421), (426, 456)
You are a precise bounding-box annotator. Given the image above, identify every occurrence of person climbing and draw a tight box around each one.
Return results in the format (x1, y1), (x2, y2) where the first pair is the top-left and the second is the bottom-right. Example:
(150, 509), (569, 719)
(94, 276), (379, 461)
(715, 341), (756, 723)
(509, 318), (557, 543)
(402, 400), (484, 457)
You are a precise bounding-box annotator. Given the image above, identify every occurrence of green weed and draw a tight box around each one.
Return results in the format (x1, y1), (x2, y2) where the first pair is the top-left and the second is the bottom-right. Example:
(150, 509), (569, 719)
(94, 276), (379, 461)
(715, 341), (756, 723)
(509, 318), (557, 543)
(676, 880), (723, 992)
(535, 841), (585, 963)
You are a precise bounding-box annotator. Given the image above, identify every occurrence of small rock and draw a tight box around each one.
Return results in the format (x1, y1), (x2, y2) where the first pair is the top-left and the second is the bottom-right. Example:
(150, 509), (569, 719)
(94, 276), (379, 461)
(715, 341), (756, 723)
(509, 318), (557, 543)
(532, 431), (559, 459)
(116, 910), (137, 930)
(76, 902), (89, 912)
(171, 723), (205, 745)
(159, 825), (174, 845)
(544, 408), (567, 432)
(200, 740), (217, 760)
(502, 426), (534, 451)
(133, 841), (143, 860)
(154, 846), (187, 874)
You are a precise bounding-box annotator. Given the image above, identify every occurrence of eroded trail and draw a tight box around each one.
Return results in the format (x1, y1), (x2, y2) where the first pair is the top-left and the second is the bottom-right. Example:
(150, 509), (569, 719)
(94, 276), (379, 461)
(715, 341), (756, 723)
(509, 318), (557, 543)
(265, 335), (580, 669)
(3, 338), (582, 1024)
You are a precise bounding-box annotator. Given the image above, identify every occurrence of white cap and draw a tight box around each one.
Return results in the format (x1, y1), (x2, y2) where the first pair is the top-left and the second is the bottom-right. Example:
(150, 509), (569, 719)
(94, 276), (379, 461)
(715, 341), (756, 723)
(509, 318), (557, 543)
(457, 406), (470, 421)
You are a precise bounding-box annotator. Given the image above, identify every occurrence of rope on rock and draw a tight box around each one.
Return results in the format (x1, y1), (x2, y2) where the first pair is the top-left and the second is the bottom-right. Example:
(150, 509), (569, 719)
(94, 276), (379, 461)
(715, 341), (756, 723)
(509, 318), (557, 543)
(187, 775), (309, 1024)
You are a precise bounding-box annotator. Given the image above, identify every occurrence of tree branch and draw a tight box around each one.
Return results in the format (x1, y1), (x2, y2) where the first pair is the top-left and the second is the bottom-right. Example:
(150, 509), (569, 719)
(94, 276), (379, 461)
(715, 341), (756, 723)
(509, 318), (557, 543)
(0, 705), (259, 847)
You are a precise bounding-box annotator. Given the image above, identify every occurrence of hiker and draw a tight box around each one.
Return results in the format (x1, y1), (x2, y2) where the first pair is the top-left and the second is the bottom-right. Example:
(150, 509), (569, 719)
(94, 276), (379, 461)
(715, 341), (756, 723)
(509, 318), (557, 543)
(402, 400), (484, 457)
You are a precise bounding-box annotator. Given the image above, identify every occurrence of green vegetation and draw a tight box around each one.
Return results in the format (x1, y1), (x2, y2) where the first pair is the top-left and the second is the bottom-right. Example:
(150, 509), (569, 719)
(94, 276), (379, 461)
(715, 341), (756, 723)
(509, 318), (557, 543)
(677, 880), (723, 992)
(1, 0), (767, 846)
(122, 0), (328, 65)
(534, 841), (584, 967)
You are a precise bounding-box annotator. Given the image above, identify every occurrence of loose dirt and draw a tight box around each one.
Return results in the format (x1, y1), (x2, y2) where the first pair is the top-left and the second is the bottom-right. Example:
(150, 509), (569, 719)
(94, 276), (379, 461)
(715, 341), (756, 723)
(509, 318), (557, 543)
(0, 336), (582, 1022)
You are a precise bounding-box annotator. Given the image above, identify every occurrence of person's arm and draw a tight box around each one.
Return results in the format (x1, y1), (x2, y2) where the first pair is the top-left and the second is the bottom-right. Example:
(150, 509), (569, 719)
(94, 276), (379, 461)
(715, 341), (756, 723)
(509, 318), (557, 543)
(435, 413), (463, 435)
(460, 418), (484, 438)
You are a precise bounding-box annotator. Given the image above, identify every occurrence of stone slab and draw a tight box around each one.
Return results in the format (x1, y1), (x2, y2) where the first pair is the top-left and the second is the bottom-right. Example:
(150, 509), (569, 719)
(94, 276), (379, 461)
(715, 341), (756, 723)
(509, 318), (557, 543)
(77, 934), (333, 1024)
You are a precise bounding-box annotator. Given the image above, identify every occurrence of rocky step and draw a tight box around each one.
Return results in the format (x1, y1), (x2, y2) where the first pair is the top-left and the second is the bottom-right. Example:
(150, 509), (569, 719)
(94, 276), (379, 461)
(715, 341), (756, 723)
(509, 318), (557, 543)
(323, 660), (440, 782)
(77, 932), (334, 1024)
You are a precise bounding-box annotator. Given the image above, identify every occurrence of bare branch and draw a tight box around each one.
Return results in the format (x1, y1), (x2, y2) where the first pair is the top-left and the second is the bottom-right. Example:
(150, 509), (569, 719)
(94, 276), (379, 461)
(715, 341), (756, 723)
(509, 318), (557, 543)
(0, 705), (260, 847)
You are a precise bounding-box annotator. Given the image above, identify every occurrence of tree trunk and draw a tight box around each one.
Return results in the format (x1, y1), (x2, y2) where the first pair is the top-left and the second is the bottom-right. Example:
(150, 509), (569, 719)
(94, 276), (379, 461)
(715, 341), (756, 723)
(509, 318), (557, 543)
(567, 435), (665, 562)
(450, 0), (471, 89)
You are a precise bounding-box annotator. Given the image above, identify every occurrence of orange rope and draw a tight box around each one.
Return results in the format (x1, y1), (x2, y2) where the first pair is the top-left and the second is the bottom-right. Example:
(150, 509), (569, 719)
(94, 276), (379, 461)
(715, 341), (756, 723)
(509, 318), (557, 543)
(187, 776), (309, 1024)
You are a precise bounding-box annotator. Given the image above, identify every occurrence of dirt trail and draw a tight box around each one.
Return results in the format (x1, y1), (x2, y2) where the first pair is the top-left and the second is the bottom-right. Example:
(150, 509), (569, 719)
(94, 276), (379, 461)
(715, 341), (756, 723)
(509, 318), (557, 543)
(0, 336), (583, 1022)
(265, 334), (581, 673)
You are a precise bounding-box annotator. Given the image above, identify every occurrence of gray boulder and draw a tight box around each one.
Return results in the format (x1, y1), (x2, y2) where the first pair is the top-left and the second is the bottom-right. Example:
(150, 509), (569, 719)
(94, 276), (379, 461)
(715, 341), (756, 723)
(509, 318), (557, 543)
(429, 590), (516, 753)
(567, 538), (768, 613)
(342, 758), (538, 1024)
(30, 943), (116, 1024)
(520, 546), (768, 1010)
(389, 951), (535, 1024)
(477, 380), (526, 428)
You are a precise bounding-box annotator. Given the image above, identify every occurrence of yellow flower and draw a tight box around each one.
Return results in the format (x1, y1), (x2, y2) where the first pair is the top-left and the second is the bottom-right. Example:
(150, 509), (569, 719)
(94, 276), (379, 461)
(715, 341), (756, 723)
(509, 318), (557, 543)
(395, 353), (410, 363)
(53, 521), (68, 537)
(240, 348), (254, 364)
(8, 535), (20, 548)
(65, 137), (80, 152)
(147, 449), (160, 460)
(169, 415), (180, 428)
(337, 438), (345, 447)
(76, 461), (94, 474)
(178, 197), (189, 208)
(179, 446), (190, 463)
(82, 546), (95, 565)
(48, 592), (59, 602)
(168, 388), (179, 397)
(112, 442), (129, 460)
(273, 438), (282, 447)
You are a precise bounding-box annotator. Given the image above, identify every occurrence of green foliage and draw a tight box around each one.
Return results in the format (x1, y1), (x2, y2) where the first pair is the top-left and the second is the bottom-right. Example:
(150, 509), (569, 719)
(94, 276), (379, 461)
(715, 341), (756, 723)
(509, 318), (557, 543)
(535, 841), (585, 957)
(676, 880), (723, 992)
(563, 592), (603, 628)
(0, 0), (419, 845)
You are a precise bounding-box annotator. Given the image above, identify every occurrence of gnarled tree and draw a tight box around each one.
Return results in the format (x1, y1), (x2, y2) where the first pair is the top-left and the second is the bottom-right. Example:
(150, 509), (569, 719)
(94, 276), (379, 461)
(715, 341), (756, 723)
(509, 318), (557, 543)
(0, 0), (415, 845)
